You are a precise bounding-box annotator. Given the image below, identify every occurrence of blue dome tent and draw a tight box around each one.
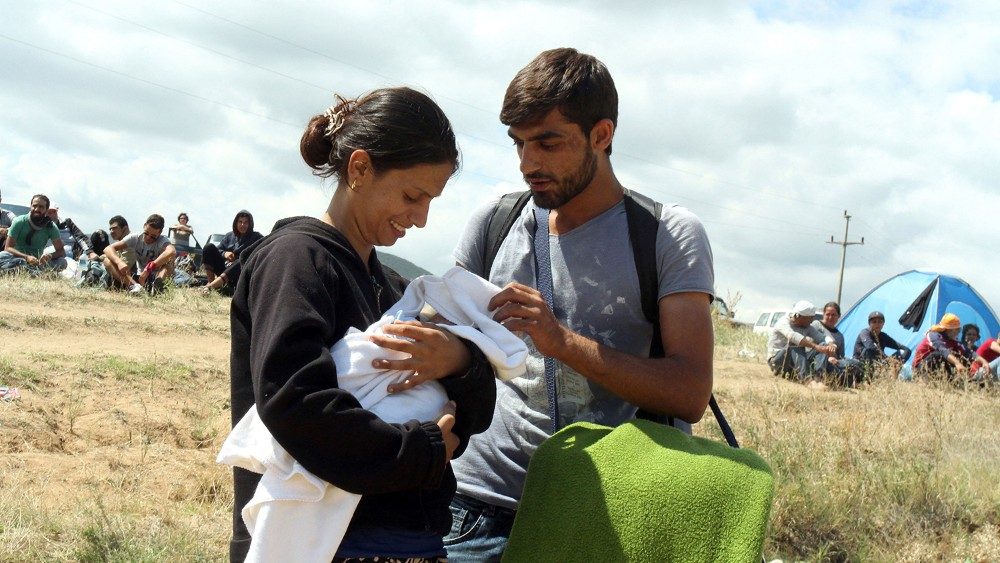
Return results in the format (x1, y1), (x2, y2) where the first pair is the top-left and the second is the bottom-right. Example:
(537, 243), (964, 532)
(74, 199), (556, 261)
(837, 270), (1000, 366)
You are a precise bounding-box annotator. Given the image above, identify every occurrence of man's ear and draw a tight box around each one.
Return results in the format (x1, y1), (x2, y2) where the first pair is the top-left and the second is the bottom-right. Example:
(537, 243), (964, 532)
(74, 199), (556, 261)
(589, 118), (615, 153)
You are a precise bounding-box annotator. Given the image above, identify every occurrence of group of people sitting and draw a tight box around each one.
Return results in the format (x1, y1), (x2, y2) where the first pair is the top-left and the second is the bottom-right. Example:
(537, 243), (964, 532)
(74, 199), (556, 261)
(767, 300), (999, 386)
(0, 189), (263, 296)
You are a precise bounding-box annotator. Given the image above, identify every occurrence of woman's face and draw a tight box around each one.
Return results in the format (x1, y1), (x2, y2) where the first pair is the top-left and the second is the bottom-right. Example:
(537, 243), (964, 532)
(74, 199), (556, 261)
(353, 162), (453, 248)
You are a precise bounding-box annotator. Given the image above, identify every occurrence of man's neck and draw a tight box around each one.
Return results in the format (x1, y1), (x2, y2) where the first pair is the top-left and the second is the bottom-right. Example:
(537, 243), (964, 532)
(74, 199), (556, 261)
(549, 170), (623, 234)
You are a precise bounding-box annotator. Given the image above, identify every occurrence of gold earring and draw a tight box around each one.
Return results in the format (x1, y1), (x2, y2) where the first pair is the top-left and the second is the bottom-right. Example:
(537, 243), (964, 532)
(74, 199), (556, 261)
(348, 180), (357, 192)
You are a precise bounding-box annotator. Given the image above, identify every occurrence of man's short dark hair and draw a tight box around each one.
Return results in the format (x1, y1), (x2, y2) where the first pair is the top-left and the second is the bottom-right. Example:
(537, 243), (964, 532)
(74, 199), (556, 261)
(31, 194), (51, 209)
(145, 214), (165, 231)
(109, 215), (128, 229)
(500, 48), (618, 155)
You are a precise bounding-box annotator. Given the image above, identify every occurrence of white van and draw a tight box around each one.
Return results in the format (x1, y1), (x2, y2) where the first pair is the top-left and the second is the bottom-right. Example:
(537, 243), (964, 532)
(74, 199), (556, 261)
(752, 310), (787, 335)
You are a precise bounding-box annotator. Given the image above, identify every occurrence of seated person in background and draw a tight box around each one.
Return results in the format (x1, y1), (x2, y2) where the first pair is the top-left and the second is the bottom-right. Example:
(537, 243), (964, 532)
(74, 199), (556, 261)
(852, 311), (911, 378)
(974, 333), (1000, 380)
(961, 323), (981, 353)
(202, 209), (262, 293)
(46, 206), (97, 262)
(169, 212), (194, 246)
(103, 214), (175, 294)
(0, 188), (15, 247)
(0, 194), (67, 273)
(912, 313), (989, 380)
(767, 300), (837, 382)
(818, 302), (862, 386)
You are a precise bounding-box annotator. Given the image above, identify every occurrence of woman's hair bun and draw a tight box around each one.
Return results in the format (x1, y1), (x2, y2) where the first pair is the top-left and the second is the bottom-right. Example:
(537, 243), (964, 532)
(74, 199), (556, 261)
(300, 114), (334, 172)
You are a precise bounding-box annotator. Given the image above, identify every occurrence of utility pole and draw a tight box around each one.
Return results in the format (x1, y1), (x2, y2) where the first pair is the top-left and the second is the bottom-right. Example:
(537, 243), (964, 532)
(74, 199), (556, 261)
(827, 210), (864, 305)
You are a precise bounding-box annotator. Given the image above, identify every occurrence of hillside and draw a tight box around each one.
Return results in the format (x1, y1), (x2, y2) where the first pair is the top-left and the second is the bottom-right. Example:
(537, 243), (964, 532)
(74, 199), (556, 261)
(1, 276), (998, 560)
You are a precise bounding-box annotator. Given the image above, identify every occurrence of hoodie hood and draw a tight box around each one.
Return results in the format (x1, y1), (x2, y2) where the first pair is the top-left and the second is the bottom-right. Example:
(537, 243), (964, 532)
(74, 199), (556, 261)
(233, 210), (255, 236)
(240, 216), (373, 272)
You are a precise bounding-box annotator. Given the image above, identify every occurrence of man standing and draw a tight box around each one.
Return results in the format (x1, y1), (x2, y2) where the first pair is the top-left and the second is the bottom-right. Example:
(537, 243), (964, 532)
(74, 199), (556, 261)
(0, 194), (67, 273)
(103, 214), (175, 294)
(767, 300), (837, 382)
(444, 48), (715, 560)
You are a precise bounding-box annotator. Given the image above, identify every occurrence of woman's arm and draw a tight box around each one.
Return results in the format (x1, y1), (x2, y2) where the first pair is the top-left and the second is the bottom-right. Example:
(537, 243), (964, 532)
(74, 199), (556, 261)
(249, 241), (448, 495)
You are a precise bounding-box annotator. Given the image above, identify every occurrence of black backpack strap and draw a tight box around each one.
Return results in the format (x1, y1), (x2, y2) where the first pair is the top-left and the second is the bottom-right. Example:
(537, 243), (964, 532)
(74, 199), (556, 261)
(624, 189), (740, 448)
(481, 191), (533, 278)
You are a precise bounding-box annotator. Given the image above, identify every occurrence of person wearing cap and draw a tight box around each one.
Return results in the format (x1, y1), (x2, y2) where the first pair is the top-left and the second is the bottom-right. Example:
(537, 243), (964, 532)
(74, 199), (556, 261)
(852, 310), (911, 379)
(912, 313), (989, 379)
(767, 300), (838, 381)
(0, 189), (17, 247)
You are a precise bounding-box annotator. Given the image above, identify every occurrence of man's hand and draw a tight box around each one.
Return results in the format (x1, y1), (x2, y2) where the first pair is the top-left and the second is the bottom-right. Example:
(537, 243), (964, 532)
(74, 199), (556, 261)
(26, 255), (39, 266)
(436, 401), (459, 464)
(372, 320), (472, 393)
(223, 251), (236, 262)
(488, 282), (568, 357)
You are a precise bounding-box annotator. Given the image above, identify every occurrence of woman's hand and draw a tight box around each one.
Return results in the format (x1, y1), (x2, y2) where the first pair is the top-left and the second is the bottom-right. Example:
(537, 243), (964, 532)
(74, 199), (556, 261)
(370, 320), (472, 393)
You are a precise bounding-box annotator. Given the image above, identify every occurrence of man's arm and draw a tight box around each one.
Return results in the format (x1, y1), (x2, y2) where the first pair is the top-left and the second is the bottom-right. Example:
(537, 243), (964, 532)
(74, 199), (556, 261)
(490, 285), (712, 423)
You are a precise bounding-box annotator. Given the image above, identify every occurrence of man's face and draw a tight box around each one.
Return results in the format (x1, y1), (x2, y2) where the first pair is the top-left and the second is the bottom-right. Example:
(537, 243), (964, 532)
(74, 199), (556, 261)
(235, 217), (250, 235)
(29, 197), (48, 220)
(508, 109), (598, 210)
(109, 222), (126, 241)
(965, 328), (979, 346)
(142, 224), (162, 245)
(869, 317), (885, 335)
(822, 306), (840, 328)
(791, 314), (813, 328)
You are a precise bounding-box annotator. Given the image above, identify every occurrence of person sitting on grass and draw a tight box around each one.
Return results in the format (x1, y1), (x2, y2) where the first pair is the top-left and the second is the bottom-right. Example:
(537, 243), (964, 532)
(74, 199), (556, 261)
(912, 313), (990, 380)
(103, 214), (175, 295)
(852, 310), (911, 379)
(767, 300), (838, 384)
(818, 301), (863, 386)
(202, 209), (263, 294)
(973, 332), (1000, 381)
(0, 188), (16, 247)
(0, 194), (67, 274)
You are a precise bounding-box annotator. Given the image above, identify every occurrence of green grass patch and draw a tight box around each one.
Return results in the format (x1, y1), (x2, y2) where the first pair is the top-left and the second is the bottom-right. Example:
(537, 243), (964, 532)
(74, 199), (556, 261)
(77, 356), (194, 384)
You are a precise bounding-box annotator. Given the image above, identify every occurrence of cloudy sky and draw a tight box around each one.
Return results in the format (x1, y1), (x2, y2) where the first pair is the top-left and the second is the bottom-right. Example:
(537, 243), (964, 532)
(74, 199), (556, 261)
(2, 1), (998, 321)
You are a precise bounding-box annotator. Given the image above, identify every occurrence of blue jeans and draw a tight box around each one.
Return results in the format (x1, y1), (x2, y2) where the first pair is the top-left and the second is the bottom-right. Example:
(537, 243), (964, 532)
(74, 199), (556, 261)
(444, 494), (516, 563)
(0, 251), (67, 273)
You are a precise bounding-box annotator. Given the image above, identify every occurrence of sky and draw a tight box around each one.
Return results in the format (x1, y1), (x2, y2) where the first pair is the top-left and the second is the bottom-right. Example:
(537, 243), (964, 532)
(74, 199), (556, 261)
(2, 0), (998, 322)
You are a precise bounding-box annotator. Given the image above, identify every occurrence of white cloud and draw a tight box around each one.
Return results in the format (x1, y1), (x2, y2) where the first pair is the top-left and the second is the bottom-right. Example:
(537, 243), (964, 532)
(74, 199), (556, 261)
(2, 0), (998, 323)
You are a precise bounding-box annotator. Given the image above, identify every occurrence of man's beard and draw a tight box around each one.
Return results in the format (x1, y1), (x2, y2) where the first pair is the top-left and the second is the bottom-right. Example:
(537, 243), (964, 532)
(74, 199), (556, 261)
(528, 148), (597, 210)
(29, 213), (51, 228)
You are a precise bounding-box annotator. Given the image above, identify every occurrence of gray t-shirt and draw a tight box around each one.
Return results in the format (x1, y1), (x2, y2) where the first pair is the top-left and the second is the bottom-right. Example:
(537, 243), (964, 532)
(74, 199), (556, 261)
(451, 195), (715, 509)
(121, 232), (171, 269)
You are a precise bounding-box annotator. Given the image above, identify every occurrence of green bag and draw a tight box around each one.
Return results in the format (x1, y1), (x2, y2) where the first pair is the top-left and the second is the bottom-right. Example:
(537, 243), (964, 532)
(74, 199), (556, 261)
(503, 420), (774, 563)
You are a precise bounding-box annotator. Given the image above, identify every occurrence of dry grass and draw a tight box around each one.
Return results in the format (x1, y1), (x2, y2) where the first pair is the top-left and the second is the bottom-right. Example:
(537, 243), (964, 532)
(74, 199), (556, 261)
(1, 275), (998, 561)
(708, 321), (1000, 562)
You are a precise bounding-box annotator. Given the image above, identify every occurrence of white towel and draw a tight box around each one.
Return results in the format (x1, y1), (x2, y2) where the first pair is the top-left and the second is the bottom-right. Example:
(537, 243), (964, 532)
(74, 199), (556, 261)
(218, 267), (527, 563)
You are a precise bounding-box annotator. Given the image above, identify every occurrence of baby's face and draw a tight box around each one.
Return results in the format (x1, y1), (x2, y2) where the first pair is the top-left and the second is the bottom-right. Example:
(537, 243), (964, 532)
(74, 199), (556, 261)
(423, 312), (453, 326)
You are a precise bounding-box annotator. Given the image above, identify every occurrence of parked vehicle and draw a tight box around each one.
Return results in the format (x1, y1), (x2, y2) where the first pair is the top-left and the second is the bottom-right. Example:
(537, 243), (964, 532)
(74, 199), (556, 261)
(752, 310), (787, 335)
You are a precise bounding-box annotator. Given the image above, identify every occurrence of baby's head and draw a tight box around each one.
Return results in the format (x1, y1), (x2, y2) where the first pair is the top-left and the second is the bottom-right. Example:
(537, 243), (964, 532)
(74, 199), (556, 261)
(418, 304), (453, 326)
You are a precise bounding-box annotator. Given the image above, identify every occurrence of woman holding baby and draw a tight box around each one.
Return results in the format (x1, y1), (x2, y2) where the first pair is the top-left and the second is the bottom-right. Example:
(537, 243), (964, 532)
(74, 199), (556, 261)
(227, 88), (496, 562)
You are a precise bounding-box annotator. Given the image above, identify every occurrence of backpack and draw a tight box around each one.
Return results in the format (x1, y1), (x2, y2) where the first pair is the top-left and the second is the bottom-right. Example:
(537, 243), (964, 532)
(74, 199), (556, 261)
(479, 189), (740, 447)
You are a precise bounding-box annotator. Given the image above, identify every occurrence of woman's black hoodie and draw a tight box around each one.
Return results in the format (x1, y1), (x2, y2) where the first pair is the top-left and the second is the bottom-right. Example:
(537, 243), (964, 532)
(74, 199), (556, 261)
(228, 216), (496, 561)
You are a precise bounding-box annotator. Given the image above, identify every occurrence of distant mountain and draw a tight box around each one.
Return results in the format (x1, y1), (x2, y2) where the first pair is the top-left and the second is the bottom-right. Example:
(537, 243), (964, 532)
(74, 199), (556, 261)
(379, 251), (433, 280)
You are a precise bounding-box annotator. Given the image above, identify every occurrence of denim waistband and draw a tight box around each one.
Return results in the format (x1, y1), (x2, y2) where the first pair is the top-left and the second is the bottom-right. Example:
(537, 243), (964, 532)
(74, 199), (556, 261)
(453, 493), (517, 518)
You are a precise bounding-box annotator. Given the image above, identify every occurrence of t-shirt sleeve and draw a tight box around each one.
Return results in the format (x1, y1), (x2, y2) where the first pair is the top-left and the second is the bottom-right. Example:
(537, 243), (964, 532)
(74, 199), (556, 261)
(46, 223), (61, 243)
(655, 205), (714, 301)
(453, 197), (501, 276)
(121, 232), (140, 251)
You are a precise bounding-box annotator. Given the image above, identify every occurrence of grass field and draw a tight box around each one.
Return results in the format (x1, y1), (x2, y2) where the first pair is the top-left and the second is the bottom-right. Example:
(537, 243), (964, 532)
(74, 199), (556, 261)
(1, 275), (998, 561)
